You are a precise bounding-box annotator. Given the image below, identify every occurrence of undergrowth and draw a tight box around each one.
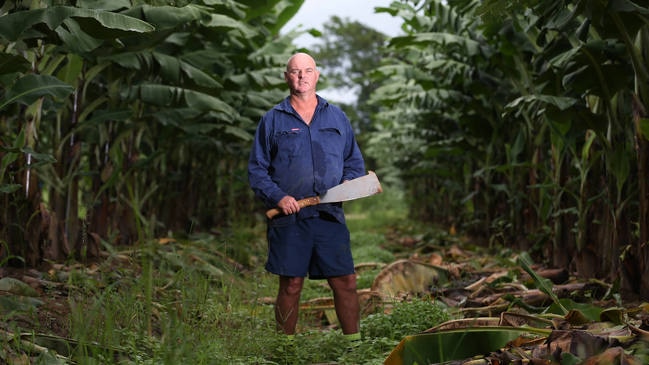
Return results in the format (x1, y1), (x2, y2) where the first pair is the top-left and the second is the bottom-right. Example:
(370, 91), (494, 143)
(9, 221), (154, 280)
(3, 185), (454, 364)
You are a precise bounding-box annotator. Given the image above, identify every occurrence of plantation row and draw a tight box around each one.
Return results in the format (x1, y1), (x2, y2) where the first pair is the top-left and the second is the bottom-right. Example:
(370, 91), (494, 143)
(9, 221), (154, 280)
(2, 0), (649, 300)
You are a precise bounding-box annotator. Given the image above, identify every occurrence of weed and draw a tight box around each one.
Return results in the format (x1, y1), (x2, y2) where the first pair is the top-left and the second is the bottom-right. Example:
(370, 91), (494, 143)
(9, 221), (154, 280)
(4, 186), (457, 364)
(362, 297), (450, 341)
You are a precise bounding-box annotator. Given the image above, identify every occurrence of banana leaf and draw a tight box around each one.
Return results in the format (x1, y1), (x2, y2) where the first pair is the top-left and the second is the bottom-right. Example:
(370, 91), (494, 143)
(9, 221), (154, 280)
(0, 6), (154, 41)
(384, 326), (548, 365)
(124, 83), (235, 117)
(0, 74), (74, 110)
(0, 54), (31, 74)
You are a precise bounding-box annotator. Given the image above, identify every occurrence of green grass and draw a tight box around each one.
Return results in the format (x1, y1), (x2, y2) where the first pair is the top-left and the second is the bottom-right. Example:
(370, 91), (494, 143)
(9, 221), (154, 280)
(16, 186), (453, 364)
(362, 297), (450, 340)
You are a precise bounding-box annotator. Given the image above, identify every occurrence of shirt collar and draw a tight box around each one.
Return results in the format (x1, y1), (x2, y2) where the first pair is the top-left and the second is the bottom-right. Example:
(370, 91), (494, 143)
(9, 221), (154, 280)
(277, 94), (328, 113)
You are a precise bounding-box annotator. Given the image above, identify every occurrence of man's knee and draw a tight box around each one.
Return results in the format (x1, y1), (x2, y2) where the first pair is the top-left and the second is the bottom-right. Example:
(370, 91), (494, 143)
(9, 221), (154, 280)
(328, 274), (357, 292)
(279, 276), (304, 296)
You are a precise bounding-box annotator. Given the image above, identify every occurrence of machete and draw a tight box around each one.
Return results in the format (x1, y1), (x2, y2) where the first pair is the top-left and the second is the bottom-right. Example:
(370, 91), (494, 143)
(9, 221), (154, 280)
(265, 171), (383, 219)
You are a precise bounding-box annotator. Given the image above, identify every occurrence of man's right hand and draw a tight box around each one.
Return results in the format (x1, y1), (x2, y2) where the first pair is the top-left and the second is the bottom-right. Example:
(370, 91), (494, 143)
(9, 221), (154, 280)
(277, 195), (300, 215)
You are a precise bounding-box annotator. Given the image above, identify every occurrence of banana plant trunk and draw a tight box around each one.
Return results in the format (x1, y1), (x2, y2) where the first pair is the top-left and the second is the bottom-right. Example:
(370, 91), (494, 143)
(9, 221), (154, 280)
(632, 26), (649, 299)
(633, 96), (649, 298)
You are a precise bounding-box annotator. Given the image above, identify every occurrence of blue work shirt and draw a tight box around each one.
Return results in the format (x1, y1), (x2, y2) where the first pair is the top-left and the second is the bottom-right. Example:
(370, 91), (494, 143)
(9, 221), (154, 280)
(248, 95), (365, 223)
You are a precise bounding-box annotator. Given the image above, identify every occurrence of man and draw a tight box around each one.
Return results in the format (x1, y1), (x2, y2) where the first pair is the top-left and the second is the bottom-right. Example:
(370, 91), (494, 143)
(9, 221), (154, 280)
(248, 52), (365, 341)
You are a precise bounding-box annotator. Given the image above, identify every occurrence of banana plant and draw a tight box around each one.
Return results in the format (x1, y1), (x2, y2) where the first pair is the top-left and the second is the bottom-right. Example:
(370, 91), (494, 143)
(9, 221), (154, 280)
(0, 2), (155, 263)
(1, 0), (304, 264)
(371, 0), (541, 241)
(519, 0), (649, 294)
(372, 0), (649, 299)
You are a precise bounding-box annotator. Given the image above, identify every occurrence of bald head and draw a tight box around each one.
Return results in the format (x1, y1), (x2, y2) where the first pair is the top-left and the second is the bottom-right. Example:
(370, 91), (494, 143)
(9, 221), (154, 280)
(286, 52), (317, 71)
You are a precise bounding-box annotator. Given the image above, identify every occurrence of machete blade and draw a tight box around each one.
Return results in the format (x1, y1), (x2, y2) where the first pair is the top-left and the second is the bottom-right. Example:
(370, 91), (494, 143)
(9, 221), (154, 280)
(319, 171), (383, 203)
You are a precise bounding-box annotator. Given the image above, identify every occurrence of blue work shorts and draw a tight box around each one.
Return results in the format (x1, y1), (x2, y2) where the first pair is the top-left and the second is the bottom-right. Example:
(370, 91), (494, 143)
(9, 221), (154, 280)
(265, 215), (354, 279)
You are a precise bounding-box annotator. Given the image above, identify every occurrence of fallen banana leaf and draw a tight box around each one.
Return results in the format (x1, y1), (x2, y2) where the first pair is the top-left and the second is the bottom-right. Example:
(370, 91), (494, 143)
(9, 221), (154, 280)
(0, 330), (72, 363)
(600, 307), (625, 325)
(372, 259), (449, 299)
(0, 277), (39, 296)
(19, 331), (131, 361)
(499, 312), (555, 328)
(582, 347), (644, 365)
(384, 326), (549, 365)
(427, 313), (555, 333)
(0, 295), (43, 315)
(424, 317), (502, 332)
(544, 298), (604, 323)
(1, 327), (133, 361)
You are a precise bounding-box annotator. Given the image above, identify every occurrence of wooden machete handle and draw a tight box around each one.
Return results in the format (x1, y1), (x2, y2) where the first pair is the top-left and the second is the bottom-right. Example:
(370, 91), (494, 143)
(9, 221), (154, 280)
(266, 196), (321, 219)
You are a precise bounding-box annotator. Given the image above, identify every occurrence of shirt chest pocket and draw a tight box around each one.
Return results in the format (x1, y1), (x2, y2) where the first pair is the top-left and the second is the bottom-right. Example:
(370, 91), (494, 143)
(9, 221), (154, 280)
(318, 127), (345, 157)
(273, 129), (305, 157)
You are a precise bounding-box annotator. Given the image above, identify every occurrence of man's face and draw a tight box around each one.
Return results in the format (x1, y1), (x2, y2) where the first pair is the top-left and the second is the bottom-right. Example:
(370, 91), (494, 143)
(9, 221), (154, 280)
(284, 56), (319, 94)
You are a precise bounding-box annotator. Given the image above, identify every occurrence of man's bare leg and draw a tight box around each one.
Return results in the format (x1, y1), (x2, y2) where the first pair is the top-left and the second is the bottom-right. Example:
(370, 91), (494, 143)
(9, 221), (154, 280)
(327, 274), (360, 334)
(275, 276), (304, 334)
